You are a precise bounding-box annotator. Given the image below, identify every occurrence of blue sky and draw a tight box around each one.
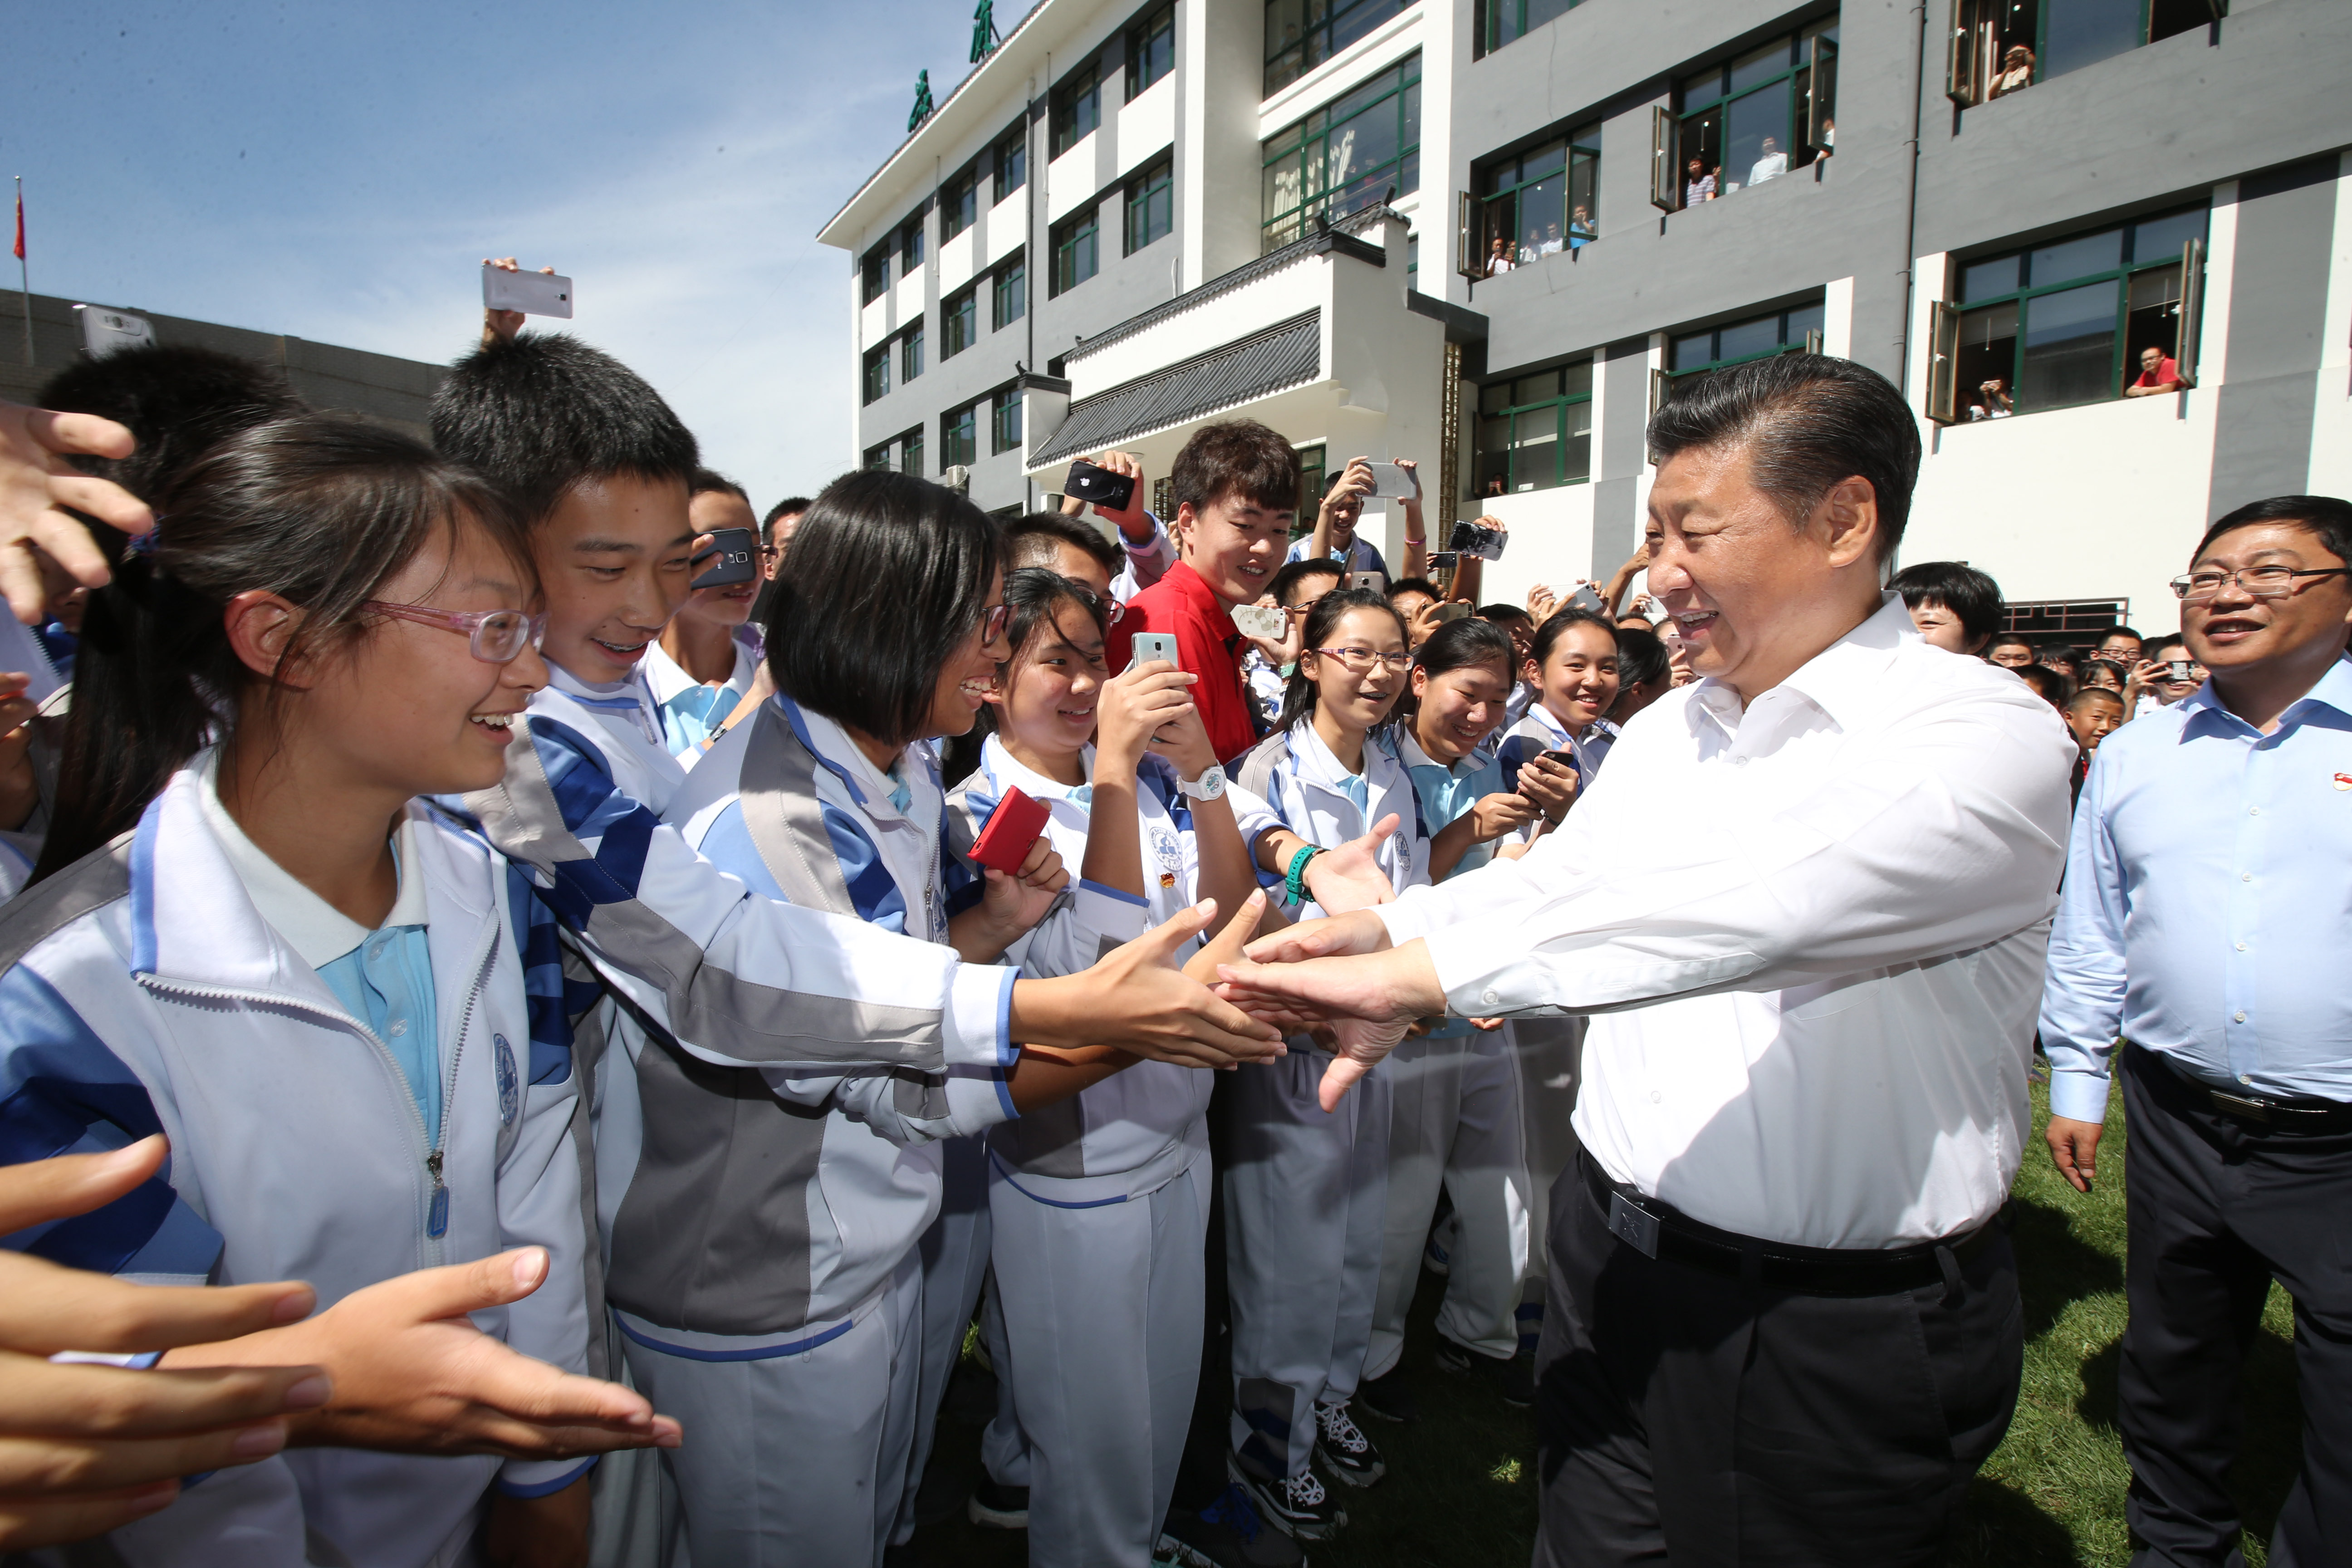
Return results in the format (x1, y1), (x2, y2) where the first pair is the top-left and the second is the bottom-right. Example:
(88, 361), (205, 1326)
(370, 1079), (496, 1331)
(6, 1), (1036, 507)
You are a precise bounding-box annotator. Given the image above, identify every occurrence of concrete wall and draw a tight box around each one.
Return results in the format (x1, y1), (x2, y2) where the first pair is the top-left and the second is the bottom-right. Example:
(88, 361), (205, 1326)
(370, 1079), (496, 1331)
(1, 289), (443, 439)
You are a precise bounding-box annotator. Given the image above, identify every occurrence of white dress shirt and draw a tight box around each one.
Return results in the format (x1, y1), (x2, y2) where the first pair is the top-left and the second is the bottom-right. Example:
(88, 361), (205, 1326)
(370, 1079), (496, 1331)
(1373, 596), (2075, 1247)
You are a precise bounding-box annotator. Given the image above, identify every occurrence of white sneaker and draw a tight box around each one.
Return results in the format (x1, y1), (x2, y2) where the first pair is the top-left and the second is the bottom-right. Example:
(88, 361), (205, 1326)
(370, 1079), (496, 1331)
(1312, 1400), (1386, 1487)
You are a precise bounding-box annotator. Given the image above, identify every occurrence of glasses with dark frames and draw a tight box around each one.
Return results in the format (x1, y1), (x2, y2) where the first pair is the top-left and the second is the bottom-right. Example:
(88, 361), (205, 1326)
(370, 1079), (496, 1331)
(365, 602), (547, 664)
(2170, 566), (2350, 603)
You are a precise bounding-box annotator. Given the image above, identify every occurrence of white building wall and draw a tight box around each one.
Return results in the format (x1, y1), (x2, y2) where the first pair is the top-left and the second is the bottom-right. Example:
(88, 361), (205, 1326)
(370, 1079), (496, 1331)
(2308, 159), (2352, 501)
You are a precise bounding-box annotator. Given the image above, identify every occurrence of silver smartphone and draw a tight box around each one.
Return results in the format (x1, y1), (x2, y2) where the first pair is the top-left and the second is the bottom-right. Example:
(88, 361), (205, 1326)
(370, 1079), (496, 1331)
(1365, 461), (1416, 500)
(482, 264), (575, 318)
(1349, 570), (1388, 594)
(1130, 632), (1180, 671)
(1566, 585), (1607, 615)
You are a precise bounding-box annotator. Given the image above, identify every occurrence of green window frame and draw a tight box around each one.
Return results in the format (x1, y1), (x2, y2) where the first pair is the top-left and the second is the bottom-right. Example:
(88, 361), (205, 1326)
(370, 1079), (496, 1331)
(1051, 206), (1100, 296)
(1051, 60), (1102, 158)
(1263, 0), (1406, 97)
(1476, 362), (1594, 495)
(861, 247), (887, 304)
(942, 170), (978, 240)
(1946, 206), (2207, 418)
(1666, 302), (1827, 391)
(1673, 20), (1838, 210)
(899, 323), (924, 384)
(1260, 54), (1420, 254)
(991, 387), (1024, 456)
(943, 405), (978, 470)
(1949, 0), (2222, 105)
(1128, 2), (1175, 99)
(1480, 0), (1583, 57)
(863, 440), (892, 471)
(1289, 444), (1328, 541)
(899, 215), (925, 276)
(992, 124), (1028, 204)
(861, 344), (889, 405)
(900, 426), (924, 479)
(943, 286), (977, 359)
(1478, 123), (1599, 267)
(993, 253), (1027, 328)
(1125, 156), (1173, 255)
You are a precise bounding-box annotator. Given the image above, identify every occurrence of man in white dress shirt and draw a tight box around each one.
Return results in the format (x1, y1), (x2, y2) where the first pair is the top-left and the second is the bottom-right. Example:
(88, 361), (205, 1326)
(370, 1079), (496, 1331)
(1220, 354), (2074, 1565)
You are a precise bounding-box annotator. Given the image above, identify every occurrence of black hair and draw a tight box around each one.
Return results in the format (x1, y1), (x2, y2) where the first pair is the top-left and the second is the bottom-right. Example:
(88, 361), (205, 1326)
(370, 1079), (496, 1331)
(1477, 603), (1532, 626)
(1003, 510), (1121, 576)
(429, 333), (699, 523)
(690, 468), (750, 503)
(2066, 685), (2124, 712)
(1889, 559), (2005, 645)
(1268, 557), (1344, 610)
(1613, 624), (1670, 691)
(938, 566), (1104, 786)
(37, 346), (307, 526)
(764, 471), (1002, 749)
(2015, 664), (2071, 707)
(2077, 658), (2127, 689)
(1276, 587), (1408, 735)
(1989, 631), (2035, 651)
(1171, 419), (1300, 516)
(1387, 576), (1441, 602)
(1647, 353), (1921, 561)
(2146, 635), (2188, 662)
(1529, 606), (1618, 669)
(34, 414), (530, 883)
(1403, 615), (1514, 732)
(2097, 623), (2143, 643)
(762, 495), (813, 544)
(2193, 495), (2352, 570)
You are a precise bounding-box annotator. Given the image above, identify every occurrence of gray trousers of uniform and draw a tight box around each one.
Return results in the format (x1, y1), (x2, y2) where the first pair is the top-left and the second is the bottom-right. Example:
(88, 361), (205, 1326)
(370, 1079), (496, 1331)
(621, 1250), (924, 1568)
(1512, 1016), (1583, 1304)
(1366, 1034), (1530, 1380)
(891, 1131), (992, 1544)
(981, 1155), (1209, 1567)
(1224, 1048), (1391, 1479)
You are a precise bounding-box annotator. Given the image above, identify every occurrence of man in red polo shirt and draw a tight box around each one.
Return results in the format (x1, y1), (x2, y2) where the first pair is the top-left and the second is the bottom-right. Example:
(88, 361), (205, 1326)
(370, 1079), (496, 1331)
(1106, 420), (1300, 764)
(2122, 343), (2188, 397)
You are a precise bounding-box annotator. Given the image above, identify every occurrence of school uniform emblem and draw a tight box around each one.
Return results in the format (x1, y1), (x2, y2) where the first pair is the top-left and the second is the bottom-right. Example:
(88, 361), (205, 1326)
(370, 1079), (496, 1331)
(1152, 827), (1182, 888)
(494, 1034), (519, 1126)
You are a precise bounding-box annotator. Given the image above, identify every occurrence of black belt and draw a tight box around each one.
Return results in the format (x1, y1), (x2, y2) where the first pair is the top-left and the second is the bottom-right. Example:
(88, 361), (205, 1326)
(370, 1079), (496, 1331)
(1581, 1155), (2005, 1298)
(2149, 1047), (2352, 1133)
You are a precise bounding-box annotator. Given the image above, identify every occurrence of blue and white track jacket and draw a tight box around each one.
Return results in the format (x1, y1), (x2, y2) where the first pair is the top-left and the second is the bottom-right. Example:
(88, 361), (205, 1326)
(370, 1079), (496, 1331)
(945, 737), (1225, 1206)
(1232, 720), (1431, 923)
(0, 760), (592, 1568)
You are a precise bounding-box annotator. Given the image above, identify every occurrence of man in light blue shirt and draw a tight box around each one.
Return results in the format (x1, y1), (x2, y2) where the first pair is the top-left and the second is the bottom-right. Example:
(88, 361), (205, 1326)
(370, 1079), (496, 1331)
(2040, 494), (2352, 1568)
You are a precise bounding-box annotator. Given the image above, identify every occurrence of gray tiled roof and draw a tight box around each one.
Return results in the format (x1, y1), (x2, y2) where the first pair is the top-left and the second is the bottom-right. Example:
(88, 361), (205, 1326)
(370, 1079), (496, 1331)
(1033, 310), (1321, 467)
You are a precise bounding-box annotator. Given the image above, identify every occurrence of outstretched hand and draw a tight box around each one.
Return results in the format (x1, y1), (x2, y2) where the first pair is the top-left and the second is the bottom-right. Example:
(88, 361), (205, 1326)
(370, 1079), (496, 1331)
(1041, 897), (1286, 1069)
(1215, 937), (1446, 1110)
(1301, 813), (1401, 913)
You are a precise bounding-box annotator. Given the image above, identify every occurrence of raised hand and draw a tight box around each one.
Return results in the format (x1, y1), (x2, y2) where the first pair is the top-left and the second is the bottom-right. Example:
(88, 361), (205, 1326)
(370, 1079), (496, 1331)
(1097, 661), (1197, 771)
(1301, 812), (1401, 912)
(0, 401), (155, 626)
(960, 835), (1071, 960)
(1021, 898), (1285, 1069)
(1213, 941), (1444, 1109)
(481, 257), (558, 348)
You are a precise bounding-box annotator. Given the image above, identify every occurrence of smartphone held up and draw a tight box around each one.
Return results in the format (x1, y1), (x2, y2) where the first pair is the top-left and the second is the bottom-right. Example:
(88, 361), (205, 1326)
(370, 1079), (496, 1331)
(482, 263), (575, 319)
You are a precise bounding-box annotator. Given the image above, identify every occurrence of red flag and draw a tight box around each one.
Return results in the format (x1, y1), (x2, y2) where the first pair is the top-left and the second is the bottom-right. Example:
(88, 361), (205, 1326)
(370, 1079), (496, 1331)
(10, 190), (20, 262)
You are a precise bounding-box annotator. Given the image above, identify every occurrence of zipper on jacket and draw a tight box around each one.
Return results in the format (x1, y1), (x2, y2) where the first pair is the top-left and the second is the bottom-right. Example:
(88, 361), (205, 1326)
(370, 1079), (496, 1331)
(426, 931), (500, 1239)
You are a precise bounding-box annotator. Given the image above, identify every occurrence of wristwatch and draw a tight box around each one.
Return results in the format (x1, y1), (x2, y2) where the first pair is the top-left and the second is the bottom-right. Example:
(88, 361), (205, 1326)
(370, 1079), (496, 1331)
(1176, 764), (1228, 802)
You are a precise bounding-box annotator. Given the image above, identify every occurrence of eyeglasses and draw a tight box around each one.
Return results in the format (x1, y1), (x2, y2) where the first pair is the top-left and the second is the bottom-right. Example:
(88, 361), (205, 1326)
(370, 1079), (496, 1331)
(2170, 566), (2350, 602)
(1311, 645), (1412, 674)
(1057, 582), (1127, 626)
(979, 603), (1010, 644)
(365, 602), (546, 664)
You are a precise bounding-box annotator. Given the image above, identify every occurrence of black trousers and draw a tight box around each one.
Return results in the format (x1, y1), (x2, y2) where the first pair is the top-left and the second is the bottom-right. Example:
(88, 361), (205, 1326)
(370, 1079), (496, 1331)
(1532, 1152), (2021, 1567)
(2118, 1044), (2352, 1568)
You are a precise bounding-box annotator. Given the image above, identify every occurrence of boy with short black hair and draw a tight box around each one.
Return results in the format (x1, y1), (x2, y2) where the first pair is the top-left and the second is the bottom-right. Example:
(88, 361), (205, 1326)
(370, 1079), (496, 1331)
(1004, 509), (1123, 597)
(1106, 420), (1301, 764)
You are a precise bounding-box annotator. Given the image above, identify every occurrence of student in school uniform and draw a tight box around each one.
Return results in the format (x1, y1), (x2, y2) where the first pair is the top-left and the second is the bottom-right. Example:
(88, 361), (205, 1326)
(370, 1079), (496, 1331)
(1225, 586), (1432, 1540)
(945, 568), (1269, 1566)
(0, 416), (606, 1565)
(1494, 606), (1625, 807)
(1360, 616), (1542, 1423)
(640, 469), (765, 762)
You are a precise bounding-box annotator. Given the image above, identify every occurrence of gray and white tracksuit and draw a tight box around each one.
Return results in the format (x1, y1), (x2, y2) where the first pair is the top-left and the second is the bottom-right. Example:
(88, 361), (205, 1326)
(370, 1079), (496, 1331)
(1227, 720), (1430, 1479)
(946, 737), (1220, 1567)
(602, 695), (1124, 1567)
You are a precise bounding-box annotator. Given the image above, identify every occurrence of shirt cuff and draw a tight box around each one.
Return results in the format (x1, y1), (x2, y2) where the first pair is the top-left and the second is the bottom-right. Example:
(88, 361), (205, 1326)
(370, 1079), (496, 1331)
(1123, 512), (1165, 553)
(1374, 892), (1437, 948)
(497, 1455), (599, 1497)
(944, 963), (1021, 1069)
(2047, 1068), (2113, 1125)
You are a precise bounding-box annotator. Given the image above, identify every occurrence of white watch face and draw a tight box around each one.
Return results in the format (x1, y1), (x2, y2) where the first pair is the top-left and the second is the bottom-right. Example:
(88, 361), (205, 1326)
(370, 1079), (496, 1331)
(1185, 766), (1226, 800)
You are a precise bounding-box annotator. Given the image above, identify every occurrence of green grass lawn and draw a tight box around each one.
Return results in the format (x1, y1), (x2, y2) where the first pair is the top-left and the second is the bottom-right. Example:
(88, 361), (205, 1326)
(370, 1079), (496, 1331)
(896, 1084), (2303, 1566)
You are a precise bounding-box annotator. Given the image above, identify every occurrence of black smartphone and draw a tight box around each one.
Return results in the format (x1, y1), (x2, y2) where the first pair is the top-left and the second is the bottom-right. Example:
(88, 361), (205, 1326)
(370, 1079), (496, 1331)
(691, 527), (759, 590)
(1448, 519), (1508, 561)
(1063, 459), (1137, 513)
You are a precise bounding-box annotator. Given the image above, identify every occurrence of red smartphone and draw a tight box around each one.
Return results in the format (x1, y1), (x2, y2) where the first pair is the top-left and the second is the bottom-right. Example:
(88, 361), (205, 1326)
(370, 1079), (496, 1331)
(970, 786), (1052, 875)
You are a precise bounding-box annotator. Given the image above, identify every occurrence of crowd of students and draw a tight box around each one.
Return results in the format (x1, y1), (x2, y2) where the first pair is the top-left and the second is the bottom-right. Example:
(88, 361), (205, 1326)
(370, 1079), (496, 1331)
(0, 298), (2311, 1568)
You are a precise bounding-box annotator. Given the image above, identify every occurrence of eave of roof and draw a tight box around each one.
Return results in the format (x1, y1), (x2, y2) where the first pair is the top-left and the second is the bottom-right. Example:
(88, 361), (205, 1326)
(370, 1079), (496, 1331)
(1032, 310), (1323, 468)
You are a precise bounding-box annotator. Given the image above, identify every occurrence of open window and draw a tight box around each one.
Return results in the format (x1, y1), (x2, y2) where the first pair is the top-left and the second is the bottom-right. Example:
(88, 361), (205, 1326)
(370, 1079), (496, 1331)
(1950, 0), (2223, 105)
(1671, 20), (1839, 209)
(1474, 123), (1599, 270)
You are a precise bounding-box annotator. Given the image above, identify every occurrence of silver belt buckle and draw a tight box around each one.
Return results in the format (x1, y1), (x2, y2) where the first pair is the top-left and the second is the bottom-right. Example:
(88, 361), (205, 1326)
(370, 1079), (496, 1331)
(1607, 1191), (1661, 1259)
(2210, 1089), (2272, 1123)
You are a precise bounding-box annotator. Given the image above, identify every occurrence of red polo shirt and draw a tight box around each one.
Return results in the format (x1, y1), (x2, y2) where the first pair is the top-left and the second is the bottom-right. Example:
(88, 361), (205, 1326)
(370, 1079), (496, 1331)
(1106, 560), (1261, 765)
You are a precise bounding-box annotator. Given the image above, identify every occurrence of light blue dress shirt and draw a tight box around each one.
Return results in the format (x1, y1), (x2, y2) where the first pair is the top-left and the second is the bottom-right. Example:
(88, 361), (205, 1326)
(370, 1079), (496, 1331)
(318, 926), (441, 1145)
(2041, 657), (2352, 1120)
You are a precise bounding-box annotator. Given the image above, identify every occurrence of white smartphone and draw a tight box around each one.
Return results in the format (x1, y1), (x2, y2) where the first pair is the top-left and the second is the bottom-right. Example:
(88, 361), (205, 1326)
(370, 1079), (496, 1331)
(482, 264), (575, 318)
(1129, 632), (1180, 671)
(1567, 584), (1607, 615)
(1230, 604), (1287, 640)
(1365, 461), (1416, 500)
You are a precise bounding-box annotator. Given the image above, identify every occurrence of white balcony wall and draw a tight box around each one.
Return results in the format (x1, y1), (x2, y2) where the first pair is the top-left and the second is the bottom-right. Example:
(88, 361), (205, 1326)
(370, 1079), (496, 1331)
(940, 227), (977, 294)
(1117, 74), (1176, 177)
